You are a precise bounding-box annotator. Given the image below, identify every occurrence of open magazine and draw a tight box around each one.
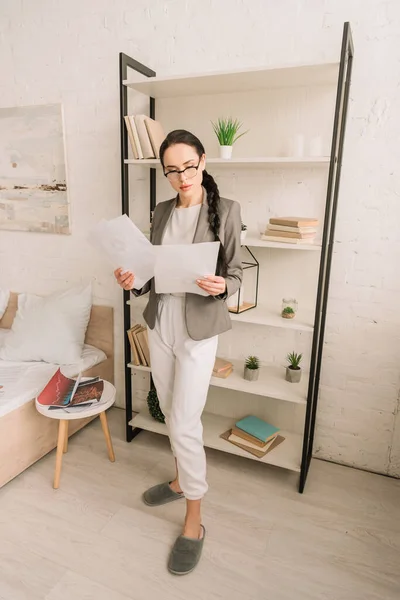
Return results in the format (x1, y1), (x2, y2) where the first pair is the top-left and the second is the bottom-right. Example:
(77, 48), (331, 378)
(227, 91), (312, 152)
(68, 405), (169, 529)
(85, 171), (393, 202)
(37, 368), (104, 410)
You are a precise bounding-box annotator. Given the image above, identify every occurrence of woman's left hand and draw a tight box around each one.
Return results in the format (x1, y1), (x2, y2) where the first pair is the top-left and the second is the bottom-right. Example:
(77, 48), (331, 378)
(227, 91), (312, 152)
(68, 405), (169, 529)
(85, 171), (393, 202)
(196, 275), (226, 296)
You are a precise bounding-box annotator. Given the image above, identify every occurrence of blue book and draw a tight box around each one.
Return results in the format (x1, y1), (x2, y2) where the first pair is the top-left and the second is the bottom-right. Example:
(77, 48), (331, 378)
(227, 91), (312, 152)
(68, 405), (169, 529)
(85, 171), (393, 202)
(235, 415), (280, 443)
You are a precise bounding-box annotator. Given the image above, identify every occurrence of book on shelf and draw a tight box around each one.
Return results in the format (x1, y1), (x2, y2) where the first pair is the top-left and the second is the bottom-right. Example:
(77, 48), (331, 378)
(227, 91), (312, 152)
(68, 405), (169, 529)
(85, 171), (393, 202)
(127, 325), (150, 367)
(137, 327), (150, 366)
(235, 415), (280, 444)
(230, 426), (274, 448)
(124, 116), (144, 159)
(212, 357), (233, 379)
(261, 234), (314, 245)
(228, 432), (277, 452)
(265, 228), (315, 240)
(37, 369), (104, 409)
(213, 366), (233, 379)
(269, 217), (319, 228)
(267, 224), (317, 234)
(221, 429), (285, 459)
(213, 357), (232, 374)
(134, 115), (156, 158)
(124, 115), (166, 160)
(144, 117), (165, 159)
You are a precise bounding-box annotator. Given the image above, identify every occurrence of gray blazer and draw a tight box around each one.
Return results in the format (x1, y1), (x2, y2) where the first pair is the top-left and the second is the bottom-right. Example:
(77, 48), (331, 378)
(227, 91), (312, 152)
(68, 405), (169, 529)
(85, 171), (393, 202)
(133, 190), (243, 341)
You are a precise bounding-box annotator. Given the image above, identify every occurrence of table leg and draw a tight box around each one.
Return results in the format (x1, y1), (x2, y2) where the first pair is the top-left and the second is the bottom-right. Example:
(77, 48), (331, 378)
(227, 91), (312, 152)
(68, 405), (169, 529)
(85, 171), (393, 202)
(63, 421), (69, 453)
(100, 410), (115, 462)
(54, 420), (68, 489)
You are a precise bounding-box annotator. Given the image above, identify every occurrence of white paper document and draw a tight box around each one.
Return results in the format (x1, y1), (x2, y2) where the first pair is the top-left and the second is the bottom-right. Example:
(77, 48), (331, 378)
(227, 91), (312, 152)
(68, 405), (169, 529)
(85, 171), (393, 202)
(89, 215), (156, 289)
(154, 242), (220, 296)
(89, 215), (220, 295)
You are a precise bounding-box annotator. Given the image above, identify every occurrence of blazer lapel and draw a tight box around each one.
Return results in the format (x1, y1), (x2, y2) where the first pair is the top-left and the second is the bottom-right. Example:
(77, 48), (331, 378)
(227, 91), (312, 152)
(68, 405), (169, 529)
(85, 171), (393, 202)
(152, 198), (176, 245)
(193, 187), (210, 243)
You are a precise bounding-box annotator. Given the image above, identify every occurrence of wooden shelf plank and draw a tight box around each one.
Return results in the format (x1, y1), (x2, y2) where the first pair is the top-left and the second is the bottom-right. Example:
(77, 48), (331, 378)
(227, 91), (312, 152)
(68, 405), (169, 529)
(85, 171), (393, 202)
(129, 359), (307, 405)
(125, 156), (330, 168)
(123, 62), (339, 98)
(244, 236), (321, 251)
(230, 305), (314, 331)
(129, 410), (302, 473)
(128, 362), (151, 372)
(127, 300), (314, 332)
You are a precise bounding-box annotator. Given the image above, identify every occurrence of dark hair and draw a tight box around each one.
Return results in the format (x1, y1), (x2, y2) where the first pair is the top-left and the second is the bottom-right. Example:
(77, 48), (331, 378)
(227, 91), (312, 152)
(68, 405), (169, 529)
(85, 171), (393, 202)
(160, 129), (228, 277)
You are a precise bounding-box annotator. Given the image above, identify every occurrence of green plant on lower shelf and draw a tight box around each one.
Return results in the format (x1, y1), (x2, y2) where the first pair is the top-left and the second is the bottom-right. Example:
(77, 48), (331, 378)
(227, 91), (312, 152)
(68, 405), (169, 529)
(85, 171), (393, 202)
(286, 352), (303, 370)
(245, 355), (260, 370)
(282, 307), (295, 316)
(211, 117), (248, 146)
(241, 222), (247, 231)
(147, 388), (165, 423)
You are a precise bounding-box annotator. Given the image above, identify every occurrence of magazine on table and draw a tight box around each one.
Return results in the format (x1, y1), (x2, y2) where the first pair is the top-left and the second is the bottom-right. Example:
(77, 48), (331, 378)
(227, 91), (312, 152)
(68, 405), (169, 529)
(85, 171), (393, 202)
(37, 368), (104, 410)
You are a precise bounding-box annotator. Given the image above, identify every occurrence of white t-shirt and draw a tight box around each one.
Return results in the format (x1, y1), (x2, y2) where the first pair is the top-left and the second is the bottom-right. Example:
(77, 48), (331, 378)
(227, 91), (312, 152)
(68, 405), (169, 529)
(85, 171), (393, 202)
(162, 203), (202, 297)
(162, 203), (202, 246)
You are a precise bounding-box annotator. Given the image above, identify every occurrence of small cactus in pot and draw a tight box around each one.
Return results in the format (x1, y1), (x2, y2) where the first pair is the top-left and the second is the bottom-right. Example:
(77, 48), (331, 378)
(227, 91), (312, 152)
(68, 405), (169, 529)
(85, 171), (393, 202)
(285, 352), (302, 383)
(244, 355), (260, 381)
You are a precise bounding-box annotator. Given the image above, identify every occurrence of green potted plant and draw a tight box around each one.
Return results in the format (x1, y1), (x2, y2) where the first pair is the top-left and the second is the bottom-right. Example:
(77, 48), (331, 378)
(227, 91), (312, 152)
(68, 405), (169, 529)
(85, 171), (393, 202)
(281, 298), (298, 319)
(282, 306), (295, 319)
(147, 388), (165, 423)
(211, 117), (248, 159)
(286, 352), (302, 383)
(244, 355), (260, 381)
(240, 222), (247, 245)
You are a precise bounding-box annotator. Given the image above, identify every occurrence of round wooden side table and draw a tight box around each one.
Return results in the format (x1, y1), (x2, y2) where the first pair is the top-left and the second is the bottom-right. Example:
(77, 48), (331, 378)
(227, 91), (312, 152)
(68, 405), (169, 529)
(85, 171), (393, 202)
(35, 380), (116, 489)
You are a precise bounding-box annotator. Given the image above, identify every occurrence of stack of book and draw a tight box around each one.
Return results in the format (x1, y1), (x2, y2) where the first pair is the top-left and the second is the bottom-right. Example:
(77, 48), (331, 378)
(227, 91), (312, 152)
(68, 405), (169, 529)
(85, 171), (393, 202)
(127, 325), (150, 367)
(223, 415), (284, 458)
(124, 115), (165, 159)
(262, 217), (319, 245)
(213, 357), (233, 379)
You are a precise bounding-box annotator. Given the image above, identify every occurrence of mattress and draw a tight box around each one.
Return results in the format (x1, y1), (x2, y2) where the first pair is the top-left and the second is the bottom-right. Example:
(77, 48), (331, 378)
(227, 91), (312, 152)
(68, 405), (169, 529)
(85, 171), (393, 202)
(0, 342), (107, 418)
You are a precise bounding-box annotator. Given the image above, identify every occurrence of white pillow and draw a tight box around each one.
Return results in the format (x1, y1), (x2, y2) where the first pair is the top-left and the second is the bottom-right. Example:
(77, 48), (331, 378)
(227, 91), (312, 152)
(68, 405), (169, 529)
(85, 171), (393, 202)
(0, 289), (10, 320)
(61, 344), (107, 377)
(0, 283), (92, 364)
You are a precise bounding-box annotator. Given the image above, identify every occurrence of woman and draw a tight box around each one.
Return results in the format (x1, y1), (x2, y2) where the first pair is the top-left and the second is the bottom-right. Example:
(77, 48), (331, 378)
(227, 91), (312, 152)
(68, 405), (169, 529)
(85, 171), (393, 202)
(114, 129), (242, 575)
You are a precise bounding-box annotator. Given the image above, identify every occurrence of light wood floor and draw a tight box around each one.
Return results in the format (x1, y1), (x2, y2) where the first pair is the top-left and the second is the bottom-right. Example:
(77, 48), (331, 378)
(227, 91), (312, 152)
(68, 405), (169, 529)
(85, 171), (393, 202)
(0, 408), (399, 600)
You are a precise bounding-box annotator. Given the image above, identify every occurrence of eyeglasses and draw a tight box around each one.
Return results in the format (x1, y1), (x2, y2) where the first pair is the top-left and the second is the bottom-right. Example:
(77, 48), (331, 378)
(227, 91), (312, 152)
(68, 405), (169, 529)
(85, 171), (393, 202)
(163, 160), (201, 181)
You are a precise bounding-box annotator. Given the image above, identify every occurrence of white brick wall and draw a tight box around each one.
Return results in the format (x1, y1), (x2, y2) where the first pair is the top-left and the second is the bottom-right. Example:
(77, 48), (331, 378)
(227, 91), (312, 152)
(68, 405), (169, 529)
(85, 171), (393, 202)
(0, 0), (399, 477)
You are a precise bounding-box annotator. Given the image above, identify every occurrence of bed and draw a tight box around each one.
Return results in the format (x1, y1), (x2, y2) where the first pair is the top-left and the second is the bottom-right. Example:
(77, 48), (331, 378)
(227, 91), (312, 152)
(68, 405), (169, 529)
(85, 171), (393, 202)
(0, 292), (114, 488)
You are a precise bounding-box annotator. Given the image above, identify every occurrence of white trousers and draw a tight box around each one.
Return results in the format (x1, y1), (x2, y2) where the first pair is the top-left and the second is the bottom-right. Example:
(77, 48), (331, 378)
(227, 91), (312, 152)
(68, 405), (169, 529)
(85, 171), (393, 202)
(147, 295), (218, 500)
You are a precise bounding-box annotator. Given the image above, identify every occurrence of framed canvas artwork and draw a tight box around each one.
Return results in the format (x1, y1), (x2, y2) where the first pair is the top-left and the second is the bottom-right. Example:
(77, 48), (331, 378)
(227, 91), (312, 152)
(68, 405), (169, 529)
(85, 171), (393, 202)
(0, 103), (70, 234)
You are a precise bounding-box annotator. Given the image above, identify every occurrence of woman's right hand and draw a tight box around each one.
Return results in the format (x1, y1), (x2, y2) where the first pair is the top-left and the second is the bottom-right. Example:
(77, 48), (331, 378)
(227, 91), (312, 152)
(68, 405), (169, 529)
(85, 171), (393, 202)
(114, 268), (135, 291)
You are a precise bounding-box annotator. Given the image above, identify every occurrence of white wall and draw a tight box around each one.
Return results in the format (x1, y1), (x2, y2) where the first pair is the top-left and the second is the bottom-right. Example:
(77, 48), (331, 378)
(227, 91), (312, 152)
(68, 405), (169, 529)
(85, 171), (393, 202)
(0, 0), (399, 476)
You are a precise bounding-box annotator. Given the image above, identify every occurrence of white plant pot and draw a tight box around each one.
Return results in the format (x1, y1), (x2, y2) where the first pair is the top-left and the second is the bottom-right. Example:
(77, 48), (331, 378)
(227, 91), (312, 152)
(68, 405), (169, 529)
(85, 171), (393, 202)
(286, 366), (302, 383)
(244, 367), (259, 381)
(240, 230), (247, 245)
(219, 145), (233, 160)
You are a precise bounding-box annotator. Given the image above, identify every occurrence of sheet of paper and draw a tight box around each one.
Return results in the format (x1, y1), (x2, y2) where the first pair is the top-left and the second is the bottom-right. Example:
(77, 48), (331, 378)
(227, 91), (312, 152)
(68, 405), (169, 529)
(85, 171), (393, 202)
(154, 242), (220, 296)
(88, 215), (155, 289)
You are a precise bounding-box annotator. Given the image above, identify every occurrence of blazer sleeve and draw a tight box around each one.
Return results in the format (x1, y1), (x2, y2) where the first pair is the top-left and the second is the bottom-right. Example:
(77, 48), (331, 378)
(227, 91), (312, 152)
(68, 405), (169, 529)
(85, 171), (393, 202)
(216, 200), (243, 300)
(130, 209), (157, 298)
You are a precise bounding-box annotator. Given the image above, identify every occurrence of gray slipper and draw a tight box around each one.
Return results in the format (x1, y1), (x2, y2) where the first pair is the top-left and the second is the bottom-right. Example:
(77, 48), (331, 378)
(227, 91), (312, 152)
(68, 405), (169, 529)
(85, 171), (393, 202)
(142, 482), (184, 507)
(168, 525), (206, 576)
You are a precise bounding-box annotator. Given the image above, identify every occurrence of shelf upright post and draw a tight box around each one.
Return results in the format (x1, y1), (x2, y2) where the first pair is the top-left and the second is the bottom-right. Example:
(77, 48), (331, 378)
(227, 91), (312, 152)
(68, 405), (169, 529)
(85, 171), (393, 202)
(299, 22), (354, 492)
(119, 53), (156, 442)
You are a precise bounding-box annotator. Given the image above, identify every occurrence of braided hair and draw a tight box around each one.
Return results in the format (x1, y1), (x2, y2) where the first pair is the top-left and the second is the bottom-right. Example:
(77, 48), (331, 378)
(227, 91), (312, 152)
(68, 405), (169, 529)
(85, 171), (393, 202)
(159, 130), (228, 276)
